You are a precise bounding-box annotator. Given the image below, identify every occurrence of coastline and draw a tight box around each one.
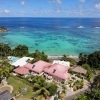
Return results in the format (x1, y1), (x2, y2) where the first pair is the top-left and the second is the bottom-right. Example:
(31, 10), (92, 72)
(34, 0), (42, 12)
(48, 54), (79, 61)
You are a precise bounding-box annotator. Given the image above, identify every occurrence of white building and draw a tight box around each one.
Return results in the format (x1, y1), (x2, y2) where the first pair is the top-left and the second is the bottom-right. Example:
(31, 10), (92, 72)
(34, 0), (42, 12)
(53, 60), (70, 67)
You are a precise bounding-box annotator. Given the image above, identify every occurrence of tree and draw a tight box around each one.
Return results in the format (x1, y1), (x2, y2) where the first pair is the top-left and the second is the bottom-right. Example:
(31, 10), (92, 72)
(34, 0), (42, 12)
(13, 45), (28, 57)
(0, 43), (11, 57)
(31, 50), (49, 63)
(0, 66), (10, 78)
(92, 74), (100, 89)
(61, 55), (76, 65)
(88, 50), (100, 69)
(47, 83), (57, 96)
(82, 64), (93, 81)
(79, 53), (88, 65)
(74, 94), (88, 100)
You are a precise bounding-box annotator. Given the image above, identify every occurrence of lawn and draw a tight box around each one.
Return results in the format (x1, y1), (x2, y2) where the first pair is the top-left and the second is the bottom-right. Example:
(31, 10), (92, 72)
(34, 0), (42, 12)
(7, 77), (33, 100)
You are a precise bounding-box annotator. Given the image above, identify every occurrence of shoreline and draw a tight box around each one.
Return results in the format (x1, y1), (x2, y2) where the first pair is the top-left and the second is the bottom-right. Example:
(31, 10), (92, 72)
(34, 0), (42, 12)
(48, 54), (79, 61)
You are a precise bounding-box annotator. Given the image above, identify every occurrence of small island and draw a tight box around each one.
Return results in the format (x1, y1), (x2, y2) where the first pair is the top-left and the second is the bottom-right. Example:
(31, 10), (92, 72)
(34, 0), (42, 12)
(0, 26), (8, 32)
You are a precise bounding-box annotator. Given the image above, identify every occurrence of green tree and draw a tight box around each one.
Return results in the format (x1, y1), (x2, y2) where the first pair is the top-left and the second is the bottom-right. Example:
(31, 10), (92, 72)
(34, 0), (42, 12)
(88, 50), (100, 69)
(13, 45), (28, 57)
(47, 83), (57, 96)
(82, 64), (93, 81)
(74, 94), (88, 100)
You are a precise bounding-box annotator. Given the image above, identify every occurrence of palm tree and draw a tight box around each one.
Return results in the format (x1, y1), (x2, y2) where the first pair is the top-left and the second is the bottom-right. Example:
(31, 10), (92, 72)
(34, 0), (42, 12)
(0, 66), (10, 78)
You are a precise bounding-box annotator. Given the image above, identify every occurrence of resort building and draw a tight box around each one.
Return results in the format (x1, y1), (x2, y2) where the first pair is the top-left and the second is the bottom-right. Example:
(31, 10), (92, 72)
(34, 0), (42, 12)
(13, 67), (30, 77)
(44, 64), (71, 83)
(72, 66), (87, 75)
(24, 60), (51, 76)
(53, 60), (70, 67)
(13, 60), (51, 77)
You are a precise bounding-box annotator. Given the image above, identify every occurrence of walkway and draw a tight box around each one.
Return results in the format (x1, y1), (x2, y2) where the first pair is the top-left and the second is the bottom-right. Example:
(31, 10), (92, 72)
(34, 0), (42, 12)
(64, 83), (89, 100)
(0, 84), (13, 93)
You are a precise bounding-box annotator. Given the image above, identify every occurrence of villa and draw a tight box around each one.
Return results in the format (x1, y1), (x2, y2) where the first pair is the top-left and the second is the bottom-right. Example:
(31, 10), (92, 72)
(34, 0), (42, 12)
(44, 64), (71, 83)
(13, 60), (71, 83)
(13, 60), (51, 77)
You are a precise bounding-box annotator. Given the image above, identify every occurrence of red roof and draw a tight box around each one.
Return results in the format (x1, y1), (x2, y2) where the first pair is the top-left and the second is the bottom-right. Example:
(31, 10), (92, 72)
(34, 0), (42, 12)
(25, 60), (51, 73)
(44, 64), (71, 80)
(13, 67), (29, 75)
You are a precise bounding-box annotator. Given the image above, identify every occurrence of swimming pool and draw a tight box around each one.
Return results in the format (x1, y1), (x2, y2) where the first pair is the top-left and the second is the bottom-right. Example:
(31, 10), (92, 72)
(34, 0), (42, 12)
(8, 56), (19, 62)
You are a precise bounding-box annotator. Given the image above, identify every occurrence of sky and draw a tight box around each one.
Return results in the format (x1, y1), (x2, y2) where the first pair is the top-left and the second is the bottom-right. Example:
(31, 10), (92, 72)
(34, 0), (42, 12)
(0, 0), (100, 17)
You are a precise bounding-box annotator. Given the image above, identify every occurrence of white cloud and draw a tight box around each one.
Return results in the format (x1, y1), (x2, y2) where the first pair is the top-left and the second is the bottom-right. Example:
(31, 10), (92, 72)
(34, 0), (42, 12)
(95, 3), (100, 9)
(79, 0), (85, 3)
(56, 0), (62, 4)
(49, 0), (62, 4)
(4, 9), (10, 13)
(21, 11), (26, 14)
(21, 1), (25, 5)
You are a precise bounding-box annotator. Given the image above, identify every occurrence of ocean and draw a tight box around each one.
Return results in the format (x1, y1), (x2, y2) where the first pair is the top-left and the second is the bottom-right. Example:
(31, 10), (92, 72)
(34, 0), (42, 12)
(0, 17), (100, 56)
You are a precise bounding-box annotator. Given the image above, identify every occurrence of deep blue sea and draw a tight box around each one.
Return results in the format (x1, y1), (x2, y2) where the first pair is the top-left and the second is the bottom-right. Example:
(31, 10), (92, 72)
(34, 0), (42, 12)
(0, 17), (100, 55)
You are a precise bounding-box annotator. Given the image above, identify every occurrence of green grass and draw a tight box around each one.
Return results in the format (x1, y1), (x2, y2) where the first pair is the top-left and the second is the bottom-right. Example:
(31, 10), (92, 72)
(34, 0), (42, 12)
(7, 77), (33, 100)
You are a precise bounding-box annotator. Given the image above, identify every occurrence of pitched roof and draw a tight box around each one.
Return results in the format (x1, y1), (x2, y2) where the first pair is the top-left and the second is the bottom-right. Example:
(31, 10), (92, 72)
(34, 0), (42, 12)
(44, 64), (71, 80)
(25, 60), (51, 73)
(73, 66), (87, 74)
(13, 67), (29, 75)
(0, 90), (12, 100)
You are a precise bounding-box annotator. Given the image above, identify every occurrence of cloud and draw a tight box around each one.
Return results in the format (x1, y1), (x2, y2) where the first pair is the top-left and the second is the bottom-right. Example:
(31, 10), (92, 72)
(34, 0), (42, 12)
(79, 0), (85, 3)
(20, 11), (26, 14)
(55, 0), (62, 4)
(4, 9), (10, 14)
(95, 3), (100, 9)
(49, 0), (62, 4)
(21, 0), (25, 5)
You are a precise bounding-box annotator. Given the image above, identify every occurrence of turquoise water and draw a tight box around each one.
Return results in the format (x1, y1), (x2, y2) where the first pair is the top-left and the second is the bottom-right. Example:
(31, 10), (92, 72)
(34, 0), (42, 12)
(10, 57), (19, 62)
(0, 18), (100, 56)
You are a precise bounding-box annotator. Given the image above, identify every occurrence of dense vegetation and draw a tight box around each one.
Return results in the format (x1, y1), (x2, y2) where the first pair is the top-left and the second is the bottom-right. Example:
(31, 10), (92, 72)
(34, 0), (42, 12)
(61, 55), (76, 66)
(79, 50), (100, 69)
(25, 76), (57, 99)
(74, 74), (100, 100)
(0, 43), (49, 62)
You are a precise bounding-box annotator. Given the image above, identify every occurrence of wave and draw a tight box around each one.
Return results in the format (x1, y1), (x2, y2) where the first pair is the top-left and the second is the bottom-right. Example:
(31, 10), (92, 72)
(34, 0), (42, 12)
(20, 27), (24, 28)
(57, 26), (70, 28)
(95, 27), (100, 28)
(77, 26), (85, 28)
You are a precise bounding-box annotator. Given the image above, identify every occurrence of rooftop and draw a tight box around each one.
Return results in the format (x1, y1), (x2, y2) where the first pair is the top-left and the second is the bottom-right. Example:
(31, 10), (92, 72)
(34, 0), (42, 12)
(25, 60), (51, 73)
(73, 66), (87, 74)
(13, 67), (29, 75)
(44, 63), (71, 80)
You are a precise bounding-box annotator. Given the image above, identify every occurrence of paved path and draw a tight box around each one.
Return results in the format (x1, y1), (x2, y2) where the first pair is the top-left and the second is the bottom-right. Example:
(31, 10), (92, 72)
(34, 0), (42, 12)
(64, 84), (89, 100)
(0, 85), (13, 93)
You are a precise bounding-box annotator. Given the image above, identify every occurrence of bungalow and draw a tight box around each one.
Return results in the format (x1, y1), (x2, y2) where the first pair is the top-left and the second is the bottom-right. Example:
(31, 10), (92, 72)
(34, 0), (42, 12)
(72, 66), (87, 75)
(0, 90), (13, 100)
(13, 67), (30, 77)
(44, 64), (71, 83)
